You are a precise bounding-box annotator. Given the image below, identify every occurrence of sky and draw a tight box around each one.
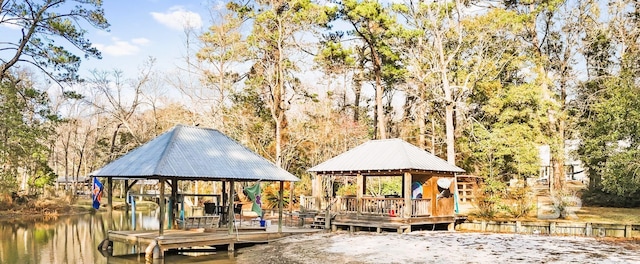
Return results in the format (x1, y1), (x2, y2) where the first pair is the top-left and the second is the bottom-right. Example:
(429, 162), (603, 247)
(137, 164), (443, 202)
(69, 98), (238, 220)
(80, 0), (216, 77)
(0, 0), (398, 118)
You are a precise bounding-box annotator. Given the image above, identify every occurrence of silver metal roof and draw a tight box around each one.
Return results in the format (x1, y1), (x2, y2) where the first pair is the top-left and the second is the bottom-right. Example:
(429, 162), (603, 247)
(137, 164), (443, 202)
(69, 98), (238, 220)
(90, 125), (299, 182)
(308, 138), (465, 174)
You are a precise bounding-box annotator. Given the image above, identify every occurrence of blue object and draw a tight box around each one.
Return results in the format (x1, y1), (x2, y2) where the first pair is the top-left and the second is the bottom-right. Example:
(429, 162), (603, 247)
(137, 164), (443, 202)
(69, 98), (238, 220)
(411, 182), (423, 199)
(260, 220), (266, 227)
(92, 177), (103, 209)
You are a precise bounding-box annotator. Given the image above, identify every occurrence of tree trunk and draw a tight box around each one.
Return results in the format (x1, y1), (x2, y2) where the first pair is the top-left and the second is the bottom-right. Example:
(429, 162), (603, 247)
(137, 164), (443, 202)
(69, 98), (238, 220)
(371, 46), (386, 139)
(445, 103), (455, 164)
(353, 71), (363, 122)
(441, 66), (455, 164)
(418, 108), (426, 149)
(275, 117), (283, 167)
(109, 123), (122, 161)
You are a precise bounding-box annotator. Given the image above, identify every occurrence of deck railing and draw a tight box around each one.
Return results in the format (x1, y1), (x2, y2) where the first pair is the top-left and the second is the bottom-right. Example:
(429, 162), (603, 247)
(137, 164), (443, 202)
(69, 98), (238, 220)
(310, 196), (433, 217)
(411, 199), (431, 217)
(334, 196), (359, 213)
(299, 195), (321, 212)
(359, 197), (404, 216)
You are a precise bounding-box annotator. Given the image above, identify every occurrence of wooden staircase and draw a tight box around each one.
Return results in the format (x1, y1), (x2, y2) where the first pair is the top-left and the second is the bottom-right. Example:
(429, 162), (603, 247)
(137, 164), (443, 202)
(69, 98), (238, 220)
(310, 213), (335, 229)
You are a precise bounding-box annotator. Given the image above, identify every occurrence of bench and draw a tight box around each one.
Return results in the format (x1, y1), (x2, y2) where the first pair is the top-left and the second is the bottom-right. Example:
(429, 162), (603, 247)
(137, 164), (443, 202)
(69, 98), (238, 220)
(180, 215), (220, 229)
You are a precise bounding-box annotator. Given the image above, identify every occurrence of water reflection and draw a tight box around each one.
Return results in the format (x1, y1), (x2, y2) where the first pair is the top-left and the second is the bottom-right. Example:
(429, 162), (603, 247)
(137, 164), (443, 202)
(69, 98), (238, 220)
(0, 210), (237, 264)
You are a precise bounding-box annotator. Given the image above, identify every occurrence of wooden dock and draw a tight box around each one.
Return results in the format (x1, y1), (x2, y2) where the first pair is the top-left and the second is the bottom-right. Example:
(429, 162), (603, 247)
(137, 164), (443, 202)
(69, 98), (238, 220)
(101, 226), (321, 260)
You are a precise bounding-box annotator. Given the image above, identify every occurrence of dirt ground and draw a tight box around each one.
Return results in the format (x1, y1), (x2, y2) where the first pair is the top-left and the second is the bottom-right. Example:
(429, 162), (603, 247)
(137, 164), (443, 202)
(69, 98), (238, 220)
(235, 231), (640, 264)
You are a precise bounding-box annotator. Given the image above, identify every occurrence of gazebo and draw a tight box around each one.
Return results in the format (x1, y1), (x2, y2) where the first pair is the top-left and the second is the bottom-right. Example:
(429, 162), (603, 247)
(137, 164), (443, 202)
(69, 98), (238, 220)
(91, 125), (300, 258)
(306, 138), (464, 233)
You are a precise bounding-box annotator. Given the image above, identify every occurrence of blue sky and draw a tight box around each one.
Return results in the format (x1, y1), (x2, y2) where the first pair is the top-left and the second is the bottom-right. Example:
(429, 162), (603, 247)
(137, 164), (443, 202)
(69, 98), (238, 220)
(80, 0), (216, 77)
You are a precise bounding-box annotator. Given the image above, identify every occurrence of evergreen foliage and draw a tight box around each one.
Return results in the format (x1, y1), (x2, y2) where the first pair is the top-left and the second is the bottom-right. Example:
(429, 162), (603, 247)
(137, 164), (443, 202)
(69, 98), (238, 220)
(0, 0), (109, 82)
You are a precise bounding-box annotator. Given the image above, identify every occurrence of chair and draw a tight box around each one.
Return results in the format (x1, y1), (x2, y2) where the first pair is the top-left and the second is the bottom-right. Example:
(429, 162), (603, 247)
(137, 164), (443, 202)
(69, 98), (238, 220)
(233, 203), (243, 226)
(204, 202), (216, 215)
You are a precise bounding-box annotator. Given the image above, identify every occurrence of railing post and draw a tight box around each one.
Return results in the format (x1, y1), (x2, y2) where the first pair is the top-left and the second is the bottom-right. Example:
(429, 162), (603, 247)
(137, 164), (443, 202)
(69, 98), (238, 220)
(356, 174), (363, 215)
(316, 196), (321, 211)
(403, 172), (412, 219)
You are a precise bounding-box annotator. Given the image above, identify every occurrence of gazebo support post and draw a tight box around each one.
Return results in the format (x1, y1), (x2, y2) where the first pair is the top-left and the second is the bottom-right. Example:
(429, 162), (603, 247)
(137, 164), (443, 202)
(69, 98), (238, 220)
(171, 177), (178, 229)
(107, 177), (113, 230)
(312, 175), (322, 211)
(228, 179), (235, 234)
(222, 181), (227, 225)
(356, 174), (364, 215)
(403, 172), (412, 233)
(278, 181), (284, 233)
(124, 180), (129, 213)
(159, 177), (165, 236)
(289, 181), (294, 217)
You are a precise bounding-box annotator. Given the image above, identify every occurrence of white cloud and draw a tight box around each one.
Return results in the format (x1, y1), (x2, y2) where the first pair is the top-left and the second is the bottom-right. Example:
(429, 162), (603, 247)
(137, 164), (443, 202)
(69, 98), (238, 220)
(131, 38), (150, 45)
(94, 37), (150, 57)
(213, 0), (226, 10)
(0, 22), (21, 30)
(151, 6), (203, 30)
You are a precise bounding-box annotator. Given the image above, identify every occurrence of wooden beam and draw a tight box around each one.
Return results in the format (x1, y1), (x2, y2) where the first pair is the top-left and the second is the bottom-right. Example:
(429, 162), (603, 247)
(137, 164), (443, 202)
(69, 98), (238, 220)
(221, 181), (227, 226)
(312, 174), (322, 200)
(171, 177), (178, 229)
(312, 174), (323, 211)
(159, 177), (165, 236)
(126, 179), (138, 190)
(228, 180), (235, 234)
(403, 172), (412, 220)
(356, 174), (363, 215)
(279, 181), (284, 233)
(289, 181), (294, 217)
(108, 177), (113, 231)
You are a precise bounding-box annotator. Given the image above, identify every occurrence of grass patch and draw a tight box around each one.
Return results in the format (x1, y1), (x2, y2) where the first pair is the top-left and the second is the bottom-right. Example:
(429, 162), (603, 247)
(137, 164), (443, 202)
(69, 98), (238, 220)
(575, 207), (640, 224)
(465, 206), (640, 224)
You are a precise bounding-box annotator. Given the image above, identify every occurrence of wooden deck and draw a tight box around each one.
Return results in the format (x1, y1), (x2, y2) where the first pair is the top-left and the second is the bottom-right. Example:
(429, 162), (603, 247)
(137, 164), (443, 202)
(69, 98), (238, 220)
(331, 214), (456, 233)
(301, 195), (457, 233)
(102, 225), (321, 260)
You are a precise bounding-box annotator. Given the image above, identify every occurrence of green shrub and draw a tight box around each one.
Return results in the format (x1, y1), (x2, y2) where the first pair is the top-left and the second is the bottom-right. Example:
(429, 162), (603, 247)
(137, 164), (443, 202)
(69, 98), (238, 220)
(471, 178), (505, 218)
(581, 188), (640, 208)
(500, 185), (535, 218)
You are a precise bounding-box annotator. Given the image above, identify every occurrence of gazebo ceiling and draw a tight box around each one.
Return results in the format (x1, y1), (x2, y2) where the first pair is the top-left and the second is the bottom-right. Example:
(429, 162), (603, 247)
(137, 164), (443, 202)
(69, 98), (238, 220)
(309, 138), (465, 175)
(90, 125), (299, 182)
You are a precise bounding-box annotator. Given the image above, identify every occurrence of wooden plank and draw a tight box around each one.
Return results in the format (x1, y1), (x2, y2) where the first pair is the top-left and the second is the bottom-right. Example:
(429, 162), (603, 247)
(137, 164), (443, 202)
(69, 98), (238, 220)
(107, 228), (321, 256)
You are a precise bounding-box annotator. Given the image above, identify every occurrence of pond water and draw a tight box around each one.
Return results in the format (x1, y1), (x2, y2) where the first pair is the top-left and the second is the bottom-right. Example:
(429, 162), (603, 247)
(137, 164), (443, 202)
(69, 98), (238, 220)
(0, 209), (237, 264)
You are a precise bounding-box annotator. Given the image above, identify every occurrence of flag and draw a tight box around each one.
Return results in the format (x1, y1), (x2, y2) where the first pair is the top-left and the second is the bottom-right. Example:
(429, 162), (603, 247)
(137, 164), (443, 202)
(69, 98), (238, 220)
(244, 183), (262, 217)
(92, 177), (103, 209)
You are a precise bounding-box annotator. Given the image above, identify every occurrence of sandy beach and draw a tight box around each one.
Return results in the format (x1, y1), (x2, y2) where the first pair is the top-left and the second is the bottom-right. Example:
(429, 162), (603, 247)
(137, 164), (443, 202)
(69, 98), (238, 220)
(235, 231), (640, 264)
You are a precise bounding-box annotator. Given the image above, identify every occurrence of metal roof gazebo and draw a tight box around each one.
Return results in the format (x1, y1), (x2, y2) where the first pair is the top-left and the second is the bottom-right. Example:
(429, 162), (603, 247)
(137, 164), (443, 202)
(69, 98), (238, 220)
(90, 124), (299, 239)
(305, 138), (464, 233)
